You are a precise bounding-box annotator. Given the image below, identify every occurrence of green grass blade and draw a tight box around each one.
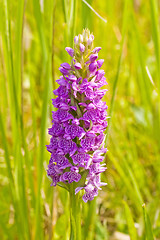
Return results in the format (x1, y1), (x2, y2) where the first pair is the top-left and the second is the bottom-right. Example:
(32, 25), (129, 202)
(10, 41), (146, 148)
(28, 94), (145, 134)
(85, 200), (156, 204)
(14, 0), (25, 108)
(108, 151), (141, 212)
(123, 158), (143, 205)
(2, 0), (17, 141)
(1, 0), (31, 239)
(16, 141), (31, 239)
(33, 0), (48, 62)
(62, 0), (69, 24)
(0, 113), (13, 184)
(82, 0), (107, 23)
(35, 59), (50, 240)
(15, 0), (36, 214)
(149, 0), (160, 78)
(33, 1), (52, 239)
(21, 119), (36, 206)
(149, 0), (160, 147)
(143, 204), (155, 240)
(15, 0), (35, 227)
(69, 0), (77, 47)
(0, 112), (24, 239)
(105, 0), (129, 144)
(0, 218), (12, 239)
(131, 16), (152, 110)
(81, 0), (93, 29)
(123, 201), (138, 240)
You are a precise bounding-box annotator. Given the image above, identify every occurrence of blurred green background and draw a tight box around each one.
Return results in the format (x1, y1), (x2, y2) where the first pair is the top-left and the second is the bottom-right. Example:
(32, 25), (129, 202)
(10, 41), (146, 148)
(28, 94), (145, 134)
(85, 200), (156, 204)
(0, 0), (160, 239)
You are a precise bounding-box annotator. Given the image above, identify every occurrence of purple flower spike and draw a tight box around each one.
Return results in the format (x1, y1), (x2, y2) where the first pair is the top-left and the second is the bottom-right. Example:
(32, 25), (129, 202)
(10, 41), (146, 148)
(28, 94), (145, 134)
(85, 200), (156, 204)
(65, 47), (74, 57)
(47, 29), (108, 203)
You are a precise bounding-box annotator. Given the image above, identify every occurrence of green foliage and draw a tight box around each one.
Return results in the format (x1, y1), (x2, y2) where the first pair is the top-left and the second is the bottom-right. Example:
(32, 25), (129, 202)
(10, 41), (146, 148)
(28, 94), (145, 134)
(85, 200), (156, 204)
(0, 0), (160, 239)
(123, 201), (138, 240)
(143, 204), (155, 240)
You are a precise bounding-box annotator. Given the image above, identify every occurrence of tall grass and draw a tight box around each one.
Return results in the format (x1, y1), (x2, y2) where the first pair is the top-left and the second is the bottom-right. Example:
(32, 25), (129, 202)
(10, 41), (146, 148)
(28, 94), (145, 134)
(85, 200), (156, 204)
(0, 0), (160, 239)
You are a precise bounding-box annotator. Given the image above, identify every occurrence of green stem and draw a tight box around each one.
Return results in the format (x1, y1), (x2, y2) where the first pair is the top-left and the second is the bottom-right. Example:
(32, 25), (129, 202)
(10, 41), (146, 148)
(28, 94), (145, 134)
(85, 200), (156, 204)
(84, 199), (96, 240)
(69, 183), (81, 240)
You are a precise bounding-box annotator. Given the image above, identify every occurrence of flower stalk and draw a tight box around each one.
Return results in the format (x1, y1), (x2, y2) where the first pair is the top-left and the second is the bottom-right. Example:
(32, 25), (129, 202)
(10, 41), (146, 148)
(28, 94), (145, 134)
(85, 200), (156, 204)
(46, 28), (108, 237)
(69, 183), (81, 240)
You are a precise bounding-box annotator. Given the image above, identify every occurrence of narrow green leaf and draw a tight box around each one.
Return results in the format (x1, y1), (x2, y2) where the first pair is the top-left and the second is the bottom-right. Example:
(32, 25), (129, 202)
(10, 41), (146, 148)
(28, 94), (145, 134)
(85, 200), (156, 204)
(62, 0), (69, 24)
(0, 113), (13, 184)
(143, 204), (155, 240)
(108, 151), (141, 213)
(33, 0), (48, 62)
(14, 0), (25, 107)
(82, 0), (107, 23)
(105, 0), (129, 144)
(149, 0), (160, 78)
(57, 182), (69, 191)
(81, 0), (93, 29)
(123, 201), (138, 240)
(69, 0), (77, 47)
(2, 1), (31, 239)
(33, 1), (52, 238)
(123, 158), (143, 205)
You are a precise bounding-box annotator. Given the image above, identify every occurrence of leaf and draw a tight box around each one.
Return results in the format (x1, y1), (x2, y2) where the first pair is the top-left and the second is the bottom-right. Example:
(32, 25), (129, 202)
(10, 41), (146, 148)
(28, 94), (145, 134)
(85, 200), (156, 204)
(82, 0), (107, 23)
(123, 201), (138, 240)
(142, 204), (155, 240)
(57, 182), (69, 191)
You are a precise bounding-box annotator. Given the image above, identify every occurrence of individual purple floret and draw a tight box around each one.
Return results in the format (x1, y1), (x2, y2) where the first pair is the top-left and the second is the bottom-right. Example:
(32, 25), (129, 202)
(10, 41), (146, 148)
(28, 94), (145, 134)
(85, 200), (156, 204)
(63, 170), (81, 184)
(65, 47), (74, 57)
(46, 29), (108, 202)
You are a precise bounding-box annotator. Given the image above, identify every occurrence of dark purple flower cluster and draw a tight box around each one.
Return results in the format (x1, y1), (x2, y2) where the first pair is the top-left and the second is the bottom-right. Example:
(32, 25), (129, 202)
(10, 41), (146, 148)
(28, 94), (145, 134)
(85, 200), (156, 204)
(47, 29), (107, 202)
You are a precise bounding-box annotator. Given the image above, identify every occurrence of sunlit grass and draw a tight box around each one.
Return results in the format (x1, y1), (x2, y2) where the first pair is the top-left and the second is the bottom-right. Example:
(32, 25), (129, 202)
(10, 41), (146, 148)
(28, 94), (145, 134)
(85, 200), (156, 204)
(0, 0), (160, 239)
